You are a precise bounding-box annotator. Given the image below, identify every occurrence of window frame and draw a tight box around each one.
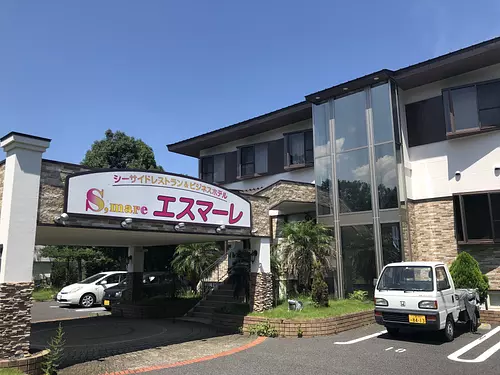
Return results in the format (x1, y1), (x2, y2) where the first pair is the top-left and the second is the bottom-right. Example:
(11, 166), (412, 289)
(443, 78), (500, 137)
(284, 130), (314, 169)
(200, 156), (214, 183)
(453, 191), (500, 244)
(436, 267), (451, 291)
(237, 142), (269, 179)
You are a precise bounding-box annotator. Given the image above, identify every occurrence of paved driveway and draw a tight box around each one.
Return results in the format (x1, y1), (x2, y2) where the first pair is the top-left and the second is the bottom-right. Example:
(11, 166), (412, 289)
(32, 301), (110, 323)
(148, 324), (500, 375)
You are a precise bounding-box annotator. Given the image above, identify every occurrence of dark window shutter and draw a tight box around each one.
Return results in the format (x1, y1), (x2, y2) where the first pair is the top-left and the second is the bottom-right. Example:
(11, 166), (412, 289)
(198, 158), (202, 179)
(283, 135), (290, 167)
(236, 148), (242, 178)
(268, 138), (285, 174)
(405, 96), (446, 147)
(225, 151), (237, 183)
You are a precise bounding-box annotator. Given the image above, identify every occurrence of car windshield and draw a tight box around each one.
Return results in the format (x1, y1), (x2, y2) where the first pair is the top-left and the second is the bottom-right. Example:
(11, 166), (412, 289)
(79, 273), (106, 284)
(377, 266), (433, 292)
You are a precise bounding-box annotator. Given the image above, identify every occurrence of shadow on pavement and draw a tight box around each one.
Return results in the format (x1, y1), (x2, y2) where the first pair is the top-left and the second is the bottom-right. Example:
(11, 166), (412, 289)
(30, 315), (226, 368)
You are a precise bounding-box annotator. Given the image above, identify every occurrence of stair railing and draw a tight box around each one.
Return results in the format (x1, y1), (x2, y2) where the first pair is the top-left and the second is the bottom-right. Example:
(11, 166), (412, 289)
(198, 252), (229, 298)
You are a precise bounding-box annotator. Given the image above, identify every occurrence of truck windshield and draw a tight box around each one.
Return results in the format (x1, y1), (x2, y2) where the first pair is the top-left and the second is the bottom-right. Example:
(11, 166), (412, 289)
(377, 266), (433, 292)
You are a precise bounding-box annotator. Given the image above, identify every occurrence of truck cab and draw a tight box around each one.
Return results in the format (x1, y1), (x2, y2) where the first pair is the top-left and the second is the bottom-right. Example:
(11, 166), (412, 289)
(373, 262), (476, 342)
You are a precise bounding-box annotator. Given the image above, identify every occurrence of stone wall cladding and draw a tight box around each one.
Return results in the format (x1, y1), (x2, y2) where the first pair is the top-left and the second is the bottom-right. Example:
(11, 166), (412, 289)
(244, 195), (270, 237)
(0, 282), (34, 359)
(249, 272), (273, 312)
(481, 310), (500, 324)
(0, 162), (4, 213)
(407, 199), (458, 265)
(257, 181), (315, 209)
(212, 310), (374, 337)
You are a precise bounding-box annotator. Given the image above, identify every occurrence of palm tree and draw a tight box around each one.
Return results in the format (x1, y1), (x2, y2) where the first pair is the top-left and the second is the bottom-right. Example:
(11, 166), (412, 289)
(171, 242), (223, 291)
(280, 220), (334, 292)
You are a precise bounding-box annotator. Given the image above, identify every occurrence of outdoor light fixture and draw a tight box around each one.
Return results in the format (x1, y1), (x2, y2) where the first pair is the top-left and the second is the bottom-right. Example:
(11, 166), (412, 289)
(216, 224), (226, 234)
(121, 218), (133, 229)
(495, 166), (500, 175)
(54, 213), (69, 225)
(174, 222), (186, 231)
(250, 250), (258, 263)
(455, 171), (461, 179)
(251, 228), (258, 235)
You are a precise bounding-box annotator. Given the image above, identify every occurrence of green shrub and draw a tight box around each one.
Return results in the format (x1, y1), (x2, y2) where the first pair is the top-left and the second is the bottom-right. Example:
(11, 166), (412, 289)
(248, 320), (279, 337)
(297, 324), (303, 338)
(311, 262), (329, 307)
(450, 252), (489, 303)
(42, 323), (65, 375)
(348, 290), (369, 302)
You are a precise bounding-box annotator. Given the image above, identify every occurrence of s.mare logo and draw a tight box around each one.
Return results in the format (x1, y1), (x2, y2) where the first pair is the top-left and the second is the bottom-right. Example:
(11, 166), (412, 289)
(85, 188), (148, 215)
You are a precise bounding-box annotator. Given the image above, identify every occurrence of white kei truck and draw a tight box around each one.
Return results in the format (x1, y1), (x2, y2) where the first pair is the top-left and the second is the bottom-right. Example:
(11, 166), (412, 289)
(374, 262), (481, 342)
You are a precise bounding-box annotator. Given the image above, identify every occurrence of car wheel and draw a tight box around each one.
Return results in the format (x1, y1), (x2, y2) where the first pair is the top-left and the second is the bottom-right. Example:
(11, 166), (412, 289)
(80, 293), (96, 308)
(443, 316), (455, 342)
(386, 327), (399, 336)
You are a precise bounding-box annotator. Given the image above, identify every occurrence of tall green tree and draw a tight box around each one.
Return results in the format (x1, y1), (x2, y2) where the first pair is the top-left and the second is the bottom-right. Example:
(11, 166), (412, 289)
(82, 129), (163, 170)
(280, 220), (334, 291)
(171, 242), (223, 291)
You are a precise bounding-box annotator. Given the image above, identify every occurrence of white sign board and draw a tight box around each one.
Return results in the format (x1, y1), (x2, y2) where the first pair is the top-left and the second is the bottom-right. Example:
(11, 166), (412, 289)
(65, 171), (251, 228)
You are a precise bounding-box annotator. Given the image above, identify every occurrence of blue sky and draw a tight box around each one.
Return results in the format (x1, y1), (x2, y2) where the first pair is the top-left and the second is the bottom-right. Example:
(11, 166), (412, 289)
(1, 0), (499, 176)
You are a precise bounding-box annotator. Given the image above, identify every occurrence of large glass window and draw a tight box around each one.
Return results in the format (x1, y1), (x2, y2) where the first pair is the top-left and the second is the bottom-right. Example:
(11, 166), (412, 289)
(444, 79), (500, 135)
(341, 225), (376, 295)
(334, 91), (367, 152)
(371, 83), (394, 144)
(201, 157), (214, 183)
(238, 144), (268, 177)
(315, 156), (333, 215)
(374, 143), (398, 209)
(453, 192), (500, 243)
(213, 154), (225, 183)
(381, 223), (402, 265)
(313, 103), (330, 157)
(240, 146), (255, 177)
(337, 148), (371, 213)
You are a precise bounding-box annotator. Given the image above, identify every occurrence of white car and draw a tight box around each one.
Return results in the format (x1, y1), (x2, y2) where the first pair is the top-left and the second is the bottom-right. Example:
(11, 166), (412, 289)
(56, 271), (127, 308)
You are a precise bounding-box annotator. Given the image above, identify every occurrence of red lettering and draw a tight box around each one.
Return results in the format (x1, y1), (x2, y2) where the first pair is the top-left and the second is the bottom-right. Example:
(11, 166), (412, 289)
(141, 206), (148, 215)
(176, 197), (195, 220)
(86, 188), (105, 212)
(212, 209), (228, 216)
(196, 200), (214, 222)
(229, 203), (243, 224)
(153, 195), (176, 218)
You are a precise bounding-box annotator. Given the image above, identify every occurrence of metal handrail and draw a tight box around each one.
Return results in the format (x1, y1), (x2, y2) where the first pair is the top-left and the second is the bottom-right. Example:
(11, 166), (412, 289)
(198, 252), (230, 298)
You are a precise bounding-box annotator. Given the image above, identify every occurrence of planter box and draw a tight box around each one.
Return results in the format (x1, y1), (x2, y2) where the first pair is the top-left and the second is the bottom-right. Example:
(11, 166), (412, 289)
(212, 310), (374, 338)
(481, 310), (500, 324)
(112, 299), (200, 319)
(0, 349), (50, 375)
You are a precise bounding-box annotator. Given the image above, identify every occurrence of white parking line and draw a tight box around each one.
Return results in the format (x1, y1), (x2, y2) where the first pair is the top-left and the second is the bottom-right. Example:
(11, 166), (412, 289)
(448, 326), (500, 363)
(334, 330), (387, 345)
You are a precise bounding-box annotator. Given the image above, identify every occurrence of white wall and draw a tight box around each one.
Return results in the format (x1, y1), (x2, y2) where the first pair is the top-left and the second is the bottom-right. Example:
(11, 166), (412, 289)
(200, 119), (312, 156)
(200, 118), (314, 191)
(399, 64), (500, 200)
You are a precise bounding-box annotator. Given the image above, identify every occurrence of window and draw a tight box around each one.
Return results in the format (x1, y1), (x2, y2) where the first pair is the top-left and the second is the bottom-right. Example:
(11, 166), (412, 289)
(453, 192), (500, 243)
(444, 79), (500, 136)
(285, 130), (314, 167)
(405, 96), (447, 147)
(200, 155), (225, 183)
(436, 267), (451, 291)
(377, 266), (433, 292)
(105, 274), (122, 285)
(237, 143), (268, 178)
(334, 90), (367, 152)
(381, 223), (402, 266)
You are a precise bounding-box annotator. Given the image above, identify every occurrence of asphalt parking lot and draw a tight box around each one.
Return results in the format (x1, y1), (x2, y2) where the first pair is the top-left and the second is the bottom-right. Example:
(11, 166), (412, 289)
(31, 301), (110, 323)
(150, 324), (500, 375)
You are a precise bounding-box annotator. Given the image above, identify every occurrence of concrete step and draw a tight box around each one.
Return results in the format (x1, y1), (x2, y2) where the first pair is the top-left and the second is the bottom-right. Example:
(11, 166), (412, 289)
(194, 305), (216, 313)
(206, 294), (237, 302)
(212, 289), (234, 296)
(217, 284), (234, 291)
(198, 299), (244, 307)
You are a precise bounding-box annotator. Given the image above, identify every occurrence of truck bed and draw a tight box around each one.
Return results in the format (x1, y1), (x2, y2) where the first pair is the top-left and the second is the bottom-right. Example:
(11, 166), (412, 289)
(455, 289), (480, 323)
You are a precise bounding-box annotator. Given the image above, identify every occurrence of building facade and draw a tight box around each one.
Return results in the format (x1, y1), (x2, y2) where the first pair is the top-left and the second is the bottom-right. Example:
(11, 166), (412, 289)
(169, 37), (500, 306)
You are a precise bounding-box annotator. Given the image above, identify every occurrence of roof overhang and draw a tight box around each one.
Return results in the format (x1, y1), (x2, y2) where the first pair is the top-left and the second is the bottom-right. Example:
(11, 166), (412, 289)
(167, 101), (311, 157)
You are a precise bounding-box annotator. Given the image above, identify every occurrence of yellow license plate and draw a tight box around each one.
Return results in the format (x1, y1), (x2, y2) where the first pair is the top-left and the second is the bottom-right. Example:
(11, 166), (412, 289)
(103, 300), (110, 306)
(409, 314), (426, 324)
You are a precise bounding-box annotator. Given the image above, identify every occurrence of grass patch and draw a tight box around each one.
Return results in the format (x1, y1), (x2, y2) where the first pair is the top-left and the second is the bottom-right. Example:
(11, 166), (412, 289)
(32, 287), (58, 302)
(249, 296), (373, 320)
(0, 368), (26, 374)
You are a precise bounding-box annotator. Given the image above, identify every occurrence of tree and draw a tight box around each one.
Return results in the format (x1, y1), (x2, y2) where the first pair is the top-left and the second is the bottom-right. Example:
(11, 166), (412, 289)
(171, 242), (223, 291)
(450, 252), (489, 303)
(311, 262), (329, 307)
(82, 129), (163, 170)
(280, 220), (334, 292)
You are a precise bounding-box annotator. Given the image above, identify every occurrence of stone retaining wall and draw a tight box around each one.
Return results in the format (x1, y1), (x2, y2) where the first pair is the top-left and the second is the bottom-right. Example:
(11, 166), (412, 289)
(0, 349), (49, 375)
(0, 282), (34, 358)
(212, 310), (374, 338)
(249, 273), (273, 312)
(481, 310), (500, 324)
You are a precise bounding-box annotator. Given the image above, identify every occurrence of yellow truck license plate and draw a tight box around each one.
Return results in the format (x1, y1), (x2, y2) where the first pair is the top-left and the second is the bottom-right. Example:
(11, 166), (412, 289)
(103, 300), (110, 306)
(409, 314), (426, 324)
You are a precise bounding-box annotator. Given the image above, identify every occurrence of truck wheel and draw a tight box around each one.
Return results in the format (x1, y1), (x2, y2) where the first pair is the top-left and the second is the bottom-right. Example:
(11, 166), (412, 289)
(386, 327), (399, 336)
(471, 310), (480, 332)
(443, 316), (455, 342)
